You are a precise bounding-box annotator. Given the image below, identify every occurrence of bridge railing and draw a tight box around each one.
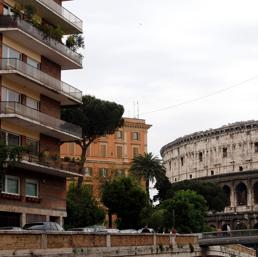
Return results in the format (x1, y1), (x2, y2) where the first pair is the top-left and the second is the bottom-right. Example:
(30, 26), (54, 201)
(200, 229), (258, 240)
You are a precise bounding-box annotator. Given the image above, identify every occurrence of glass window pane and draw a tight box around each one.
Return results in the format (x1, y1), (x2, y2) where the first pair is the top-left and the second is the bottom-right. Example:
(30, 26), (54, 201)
(8, 133), (19, 146)
(1, 87), (20, 102)
(100, 144), (107, 157)
(117, 145), (123, 158)
(26, 138), (39, 156)
(85, 167), (92, 176)
(2, 45), (21, 59)
(6, 176), (19, 194)
(27, 57), (40, 69)
(26, 180), (38, 197)
(26, 97), (39, 110)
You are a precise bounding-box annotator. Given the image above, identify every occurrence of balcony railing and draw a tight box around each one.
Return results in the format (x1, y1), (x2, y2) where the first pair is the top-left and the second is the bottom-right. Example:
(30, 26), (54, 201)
(0, 58), (82, 103)
(0, 102), (82, 138)
(38, 0), (83, 32)
(22, 153), (81, 175)
(0, 16), (82, 66)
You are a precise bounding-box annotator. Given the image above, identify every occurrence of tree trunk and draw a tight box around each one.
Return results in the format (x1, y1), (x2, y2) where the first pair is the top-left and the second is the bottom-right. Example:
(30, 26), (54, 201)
(108, 210), (112, 228)
(77, 145), (87, 190)
(146, 179), (150, 201)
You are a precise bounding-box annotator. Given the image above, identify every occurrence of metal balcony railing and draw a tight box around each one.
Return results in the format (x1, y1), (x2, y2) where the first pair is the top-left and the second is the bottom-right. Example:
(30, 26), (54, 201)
(38, 0), (83, 32)
(22, 153), (81, 175)
(0, 16), (82, 66)
(0, 58), (82, 103)
(0, 102), (82, 138)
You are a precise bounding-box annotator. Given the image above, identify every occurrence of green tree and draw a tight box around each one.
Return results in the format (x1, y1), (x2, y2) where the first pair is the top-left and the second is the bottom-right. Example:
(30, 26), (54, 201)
(160, 190), (208, 233)
(61, 95), (124, 189)
(0, 141), (27, 192)
(166, 180), (227, 212)
(154, 172), (172, 202)
(148, 208), (167, 232)
(130, 152), (166, 200)
(102, 176), (147, 229)
(65, 182), (105, 229)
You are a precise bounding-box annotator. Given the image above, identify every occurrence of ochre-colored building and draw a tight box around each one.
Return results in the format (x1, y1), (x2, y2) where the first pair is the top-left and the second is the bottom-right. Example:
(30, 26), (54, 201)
(0, 0), (83, 226)
(61, 118), (151, 200)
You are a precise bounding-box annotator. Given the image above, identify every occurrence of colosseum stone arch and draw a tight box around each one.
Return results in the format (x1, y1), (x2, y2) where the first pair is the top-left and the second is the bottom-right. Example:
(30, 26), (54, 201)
(160, 120), (258, 229)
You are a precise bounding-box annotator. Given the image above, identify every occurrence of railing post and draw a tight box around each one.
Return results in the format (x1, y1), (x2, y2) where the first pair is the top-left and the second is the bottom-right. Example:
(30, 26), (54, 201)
(106, 234), (111, 248)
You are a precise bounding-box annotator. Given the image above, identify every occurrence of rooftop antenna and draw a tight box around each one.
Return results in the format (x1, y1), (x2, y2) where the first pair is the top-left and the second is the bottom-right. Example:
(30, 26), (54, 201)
(137, 101), (139, 118)
(133, 101), (136, 118)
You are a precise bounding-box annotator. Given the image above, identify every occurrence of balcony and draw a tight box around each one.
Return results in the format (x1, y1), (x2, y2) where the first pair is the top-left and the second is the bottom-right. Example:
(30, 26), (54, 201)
(0, 58), (82, 105)
(17, 154), (82, 178)
(17, 0), (83, 34)
(0, 16), (82, 70)
(0, 102), (82, 141)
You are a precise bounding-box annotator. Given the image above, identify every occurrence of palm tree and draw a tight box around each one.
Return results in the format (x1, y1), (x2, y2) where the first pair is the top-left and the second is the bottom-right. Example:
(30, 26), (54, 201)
(130, 152), (166, 200)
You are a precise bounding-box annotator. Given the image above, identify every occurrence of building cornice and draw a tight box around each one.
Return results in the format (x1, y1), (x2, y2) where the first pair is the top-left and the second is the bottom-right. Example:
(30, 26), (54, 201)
(160, 120), (258, 156)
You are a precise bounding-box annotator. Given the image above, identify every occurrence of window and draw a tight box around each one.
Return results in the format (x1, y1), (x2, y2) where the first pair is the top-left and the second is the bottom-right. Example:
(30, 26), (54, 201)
(0, 131), (20, 146)
(85, 167), (93, 177)
(2, 45), (22, 60)
(100, 144), (107, 157)
(199, 152), (203, 162)
(116, 169), (125, 176)
(4, 175), (19, 195)
(132, 146), (139, 158)
(67, 142), (75, 155)
(211, 170), (214, 175)
(26, 97), (39, 110)
(26, 138), (39, 156)
(99, 168), (108, 177)
(116, 145), (123, 159)
(1, 87), (20, 102)
(7, 133), (19, 146)
(181, 157), (184, 166)
(189, 174), (192, 179)
(255, 142), (258, 153)
(222, 147), (227, 158)
(86, 145), (91, 157)
(116, 131), (123, 139)
(25, 179), (38, 197)
(27, 57), (40, 69)
(132, 132), (140, 140)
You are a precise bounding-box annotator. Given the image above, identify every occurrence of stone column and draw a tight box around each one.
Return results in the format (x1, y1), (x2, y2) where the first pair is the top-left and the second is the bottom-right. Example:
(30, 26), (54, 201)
(21, 213), (26, 226)
(230, 183), (235, 208)
(247, 179), (252, 208)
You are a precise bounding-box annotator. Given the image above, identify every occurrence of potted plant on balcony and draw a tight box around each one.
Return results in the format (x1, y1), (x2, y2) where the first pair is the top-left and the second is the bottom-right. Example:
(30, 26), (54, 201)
(50, 154), (61, 169)
(39, 150), (49, 164)
(66, 34), (85, 52)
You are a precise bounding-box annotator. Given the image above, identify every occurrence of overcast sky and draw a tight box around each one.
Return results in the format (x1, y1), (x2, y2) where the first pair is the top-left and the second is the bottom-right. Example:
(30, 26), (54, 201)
(63, 0), (258, 157)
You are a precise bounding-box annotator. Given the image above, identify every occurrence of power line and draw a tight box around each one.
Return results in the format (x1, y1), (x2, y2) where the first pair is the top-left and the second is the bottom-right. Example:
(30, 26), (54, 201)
(141, 74), (258, 116)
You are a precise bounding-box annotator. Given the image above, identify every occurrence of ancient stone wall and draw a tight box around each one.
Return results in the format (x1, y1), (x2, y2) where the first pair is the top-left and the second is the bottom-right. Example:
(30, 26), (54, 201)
(161, 121), (258, 183)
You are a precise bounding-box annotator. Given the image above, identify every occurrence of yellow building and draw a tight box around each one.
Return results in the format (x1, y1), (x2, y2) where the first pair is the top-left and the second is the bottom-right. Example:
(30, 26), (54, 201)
(61, 118), (151, 200)
(0, 0), (82, 226)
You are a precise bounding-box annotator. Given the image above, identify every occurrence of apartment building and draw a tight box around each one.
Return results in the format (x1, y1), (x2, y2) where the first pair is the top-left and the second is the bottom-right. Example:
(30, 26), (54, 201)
(61, 118), (151, 200)
(0, 0), (83, 226)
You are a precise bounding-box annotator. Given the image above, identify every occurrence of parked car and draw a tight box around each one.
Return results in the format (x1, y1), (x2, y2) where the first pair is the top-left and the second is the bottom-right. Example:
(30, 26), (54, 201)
(119, 229), (138, 234)
(106, 228), (120, 233)
(68, 225), (107, 233)
(0, 227), (23, 231)
(23, 222), (64, 232)
(138, 227), (155, 233)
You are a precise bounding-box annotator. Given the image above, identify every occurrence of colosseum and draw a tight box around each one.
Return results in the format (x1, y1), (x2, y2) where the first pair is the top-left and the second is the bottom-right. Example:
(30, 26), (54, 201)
(160, 120), (258, 230)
